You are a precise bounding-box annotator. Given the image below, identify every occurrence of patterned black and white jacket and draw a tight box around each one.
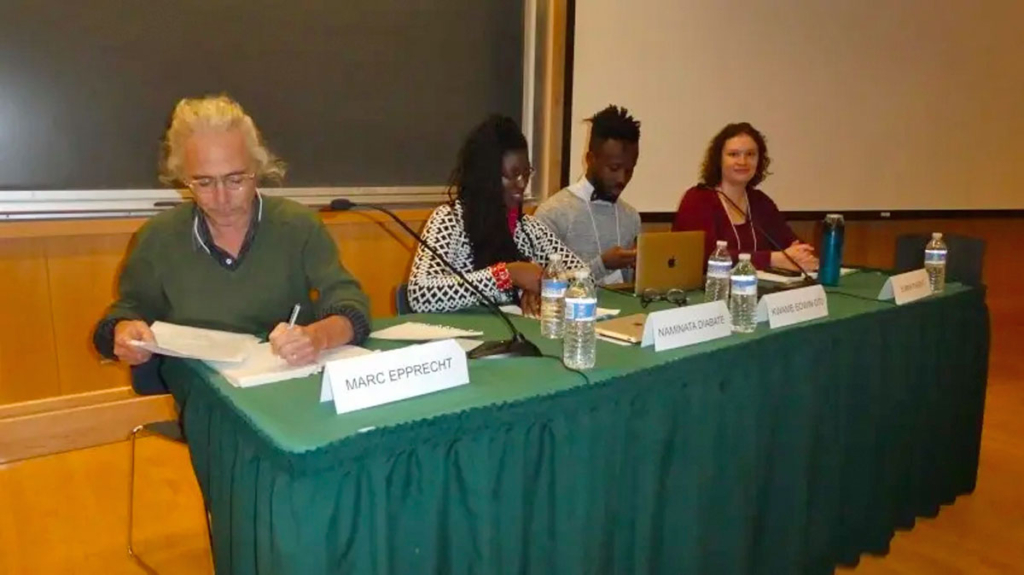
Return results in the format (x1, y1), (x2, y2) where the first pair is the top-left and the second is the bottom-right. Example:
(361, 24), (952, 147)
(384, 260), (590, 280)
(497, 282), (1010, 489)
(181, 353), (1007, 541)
(407, 201), (587, 313)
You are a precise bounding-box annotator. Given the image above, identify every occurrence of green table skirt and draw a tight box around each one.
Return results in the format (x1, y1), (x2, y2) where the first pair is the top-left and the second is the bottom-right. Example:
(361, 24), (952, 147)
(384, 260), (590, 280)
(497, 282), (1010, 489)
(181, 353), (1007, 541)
(166, 287), (989, 574)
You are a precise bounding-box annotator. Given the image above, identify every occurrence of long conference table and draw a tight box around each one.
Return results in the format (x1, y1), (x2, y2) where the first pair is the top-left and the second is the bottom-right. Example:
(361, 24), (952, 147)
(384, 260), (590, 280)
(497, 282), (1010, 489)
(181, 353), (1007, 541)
(164, 271), (989, 575)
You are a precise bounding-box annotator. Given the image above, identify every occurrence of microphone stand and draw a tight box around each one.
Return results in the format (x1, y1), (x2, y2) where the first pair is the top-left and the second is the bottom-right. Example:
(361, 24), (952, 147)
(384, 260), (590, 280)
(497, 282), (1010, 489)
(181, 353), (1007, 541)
(328, 198), (542, 360)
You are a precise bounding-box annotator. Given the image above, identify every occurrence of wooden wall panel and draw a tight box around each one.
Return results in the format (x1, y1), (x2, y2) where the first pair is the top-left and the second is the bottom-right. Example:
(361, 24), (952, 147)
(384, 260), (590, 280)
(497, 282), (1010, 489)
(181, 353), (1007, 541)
(0, 211), (1016, 411)
(45, 234), (134, 395)
(0, 238), (60, 404)
(323, 210), (430, 318)
(536, 0), (569, 199)
(0, 393), (175, 464)
(787, 218), (1023, 320)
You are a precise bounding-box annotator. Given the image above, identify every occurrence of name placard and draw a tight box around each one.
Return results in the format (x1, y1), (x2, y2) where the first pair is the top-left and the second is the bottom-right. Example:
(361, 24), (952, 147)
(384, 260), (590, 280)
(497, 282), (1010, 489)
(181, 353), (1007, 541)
(755, 284), (829, 329)
(320, 339), (469, 415)
(878, 269), (931, 305)
(640, 301), (732, 352)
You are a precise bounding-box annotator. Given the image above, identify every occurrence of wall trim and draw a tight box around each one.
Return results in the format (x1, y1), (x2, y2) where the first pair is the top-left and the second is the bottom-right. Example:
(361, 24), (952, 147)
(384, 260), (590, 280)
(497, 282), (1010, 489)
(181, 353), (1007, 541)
(0, 186), (451, 221)
(0, 391), (176, 464)
(559, 0), (577, 189)
(641, 209), (1024, 224)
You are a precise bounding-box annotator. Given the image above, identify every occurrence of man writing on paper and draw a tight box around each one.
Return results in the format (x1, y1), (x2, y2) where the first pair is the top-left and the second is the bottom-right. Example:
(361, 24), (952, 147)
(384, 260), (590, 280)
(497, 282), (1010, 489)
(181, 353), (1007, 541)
(534, 105), (642, 285)
(92, 95), (370, 371)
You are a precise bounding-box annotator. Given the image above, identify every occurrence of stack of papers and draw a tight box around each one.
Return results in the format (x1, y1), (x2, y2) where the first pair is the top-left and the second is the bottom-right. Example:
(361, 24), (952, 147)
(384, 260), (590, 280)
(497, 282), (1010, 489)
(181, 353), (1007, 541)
(206, 343), (376, 388)
(132, 321), (381, 388)
(370, 322), (483, 341)
(131, 322), (259, 363)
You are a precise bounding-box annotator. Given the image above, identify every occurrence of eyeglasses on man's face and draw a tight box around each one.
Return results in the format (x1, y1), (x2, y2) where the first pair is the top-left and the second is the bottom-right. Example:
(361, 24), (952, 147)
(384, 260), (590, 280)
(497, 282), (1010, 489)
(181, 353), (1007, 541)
(640, 288), (688, 308)
(186, 172), (255, 193)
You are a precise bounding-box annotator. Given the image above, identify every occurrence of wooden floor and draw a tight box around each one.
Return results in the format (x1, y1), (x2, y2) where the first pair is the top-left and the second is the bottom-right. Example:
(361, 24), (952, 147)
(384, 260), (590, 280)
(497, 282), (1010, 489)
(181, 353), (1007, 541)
(839, 318), (1024, 575)
(1, 323), (1021, 574)
(0, 436), (212, 574)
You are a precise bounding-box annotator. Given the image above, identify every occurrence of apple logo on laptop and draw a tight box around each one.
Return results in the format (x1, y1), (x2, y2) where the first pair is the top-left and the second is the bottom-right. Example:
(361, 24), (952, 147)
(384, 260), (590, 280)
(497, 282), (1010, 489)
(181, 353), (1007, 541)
(667, 256), (676, 268)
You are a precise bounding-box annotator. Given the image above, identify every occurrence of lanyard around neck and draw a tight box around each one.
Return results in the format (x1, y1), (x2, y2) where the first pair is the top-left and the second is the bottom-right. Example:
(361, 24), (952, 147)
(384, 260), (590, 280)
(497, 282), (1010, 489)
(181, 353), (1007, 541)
(585, 199), (622, 255)
(717, 188), (757, 254)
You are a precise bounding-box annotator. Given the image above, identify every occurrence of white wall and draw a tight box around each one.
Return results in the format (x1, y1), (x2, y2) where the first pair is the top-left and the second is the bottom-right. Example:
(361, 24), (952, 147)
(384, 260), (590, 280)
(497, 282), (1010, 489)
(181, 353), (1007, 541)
(569, 0), (1024, 212)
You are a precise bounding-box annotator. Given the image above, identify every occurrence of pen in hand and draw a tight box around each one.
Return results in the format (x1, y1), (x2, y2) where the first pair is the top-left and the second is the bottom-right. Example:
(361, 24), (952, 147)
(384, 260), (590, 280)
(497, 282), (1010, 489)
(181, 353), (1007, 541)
(270, 304), (306, 365)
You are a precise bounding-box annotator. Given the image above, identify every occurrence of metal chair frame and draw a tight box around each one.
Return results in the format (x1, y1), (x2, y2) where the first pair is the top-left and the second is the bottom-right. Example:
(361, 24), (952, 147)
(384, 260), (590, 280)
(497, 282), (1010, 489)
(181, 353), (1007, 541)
(127, 422), (213, 574)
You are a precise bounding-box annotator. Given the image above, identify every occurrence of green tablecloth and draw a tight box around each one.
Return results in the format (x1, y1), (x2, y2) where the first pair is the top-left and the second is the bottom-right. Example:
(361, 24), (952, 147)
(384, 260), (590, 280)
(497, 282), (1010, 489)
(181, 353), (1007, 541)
(165, 271), (989, 575)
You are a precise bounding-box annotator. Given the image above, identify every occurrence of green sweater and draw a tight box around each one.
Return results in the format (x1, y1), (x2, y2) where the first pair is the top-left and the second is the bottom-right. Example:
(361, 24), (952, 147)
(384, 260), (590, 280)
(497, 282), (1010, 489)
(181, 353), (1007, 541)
(93, 196), (370, 359)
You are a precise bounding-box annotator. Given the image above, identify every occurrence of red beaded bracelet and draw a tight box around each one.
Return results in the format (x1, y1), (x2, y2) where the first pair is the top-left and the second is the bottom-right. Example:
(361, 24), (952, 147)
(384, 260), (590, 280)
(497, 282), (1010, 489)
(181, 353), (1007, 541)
(490, 262), (513, 291)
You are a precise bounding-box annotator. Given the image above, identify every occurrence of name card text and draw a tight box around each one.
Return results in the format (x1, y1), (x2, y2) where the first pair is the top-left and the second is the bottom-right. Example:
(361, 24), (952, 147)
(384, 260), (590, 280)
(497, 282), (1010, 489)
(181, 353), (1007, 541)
(755, 285), (829, 329)
(320, 339), (469, 414)
(878, 269), (931, 305)
(641, 301), (732, 352)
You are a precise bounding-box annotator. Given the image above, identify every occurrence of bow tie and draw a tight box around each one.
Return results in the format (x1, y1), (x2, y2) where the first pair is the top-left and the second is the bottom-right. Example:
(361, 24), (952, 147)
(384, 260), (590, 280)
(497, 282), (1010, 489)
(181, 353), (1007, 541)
(591, 189), (618, 204)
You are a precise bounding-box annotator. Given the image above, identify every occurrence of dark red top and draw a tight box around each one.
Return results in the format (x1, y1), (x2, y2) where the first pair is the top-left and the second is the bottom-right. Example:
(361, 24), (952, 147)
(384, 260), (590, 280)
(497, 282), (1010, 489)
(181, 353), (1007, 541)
(507, 206), (520, 235)
(671, 185), (799, 270)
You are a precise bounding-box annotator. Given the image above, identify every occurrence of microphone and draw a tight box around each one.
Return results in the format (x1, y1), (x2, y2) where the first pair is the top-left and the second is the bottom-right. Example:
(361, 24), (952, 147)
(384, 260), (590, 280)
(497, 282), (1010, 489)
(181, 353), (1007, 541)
(715, 190), (816, 288)
(328, 198), (542, 360)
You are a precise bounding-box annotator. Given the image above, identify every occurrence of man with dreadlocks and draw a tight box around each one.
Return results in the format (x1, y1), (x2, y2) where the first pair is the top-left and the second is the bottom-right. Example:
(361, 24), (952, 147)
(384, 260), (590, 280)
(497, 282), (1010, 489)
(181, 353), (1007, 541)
(535, 105), (642, 286)
(407, 115), (586, 315)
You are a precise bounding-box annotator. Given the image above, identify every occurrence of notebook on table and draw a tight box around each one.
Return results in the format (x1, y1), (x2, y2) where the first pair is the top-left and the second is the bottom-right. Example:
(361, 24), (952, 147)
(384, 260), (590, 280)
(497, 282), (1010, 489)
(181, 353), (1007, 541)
(757, 267), (858, 285)
(595, 313), (648, 344)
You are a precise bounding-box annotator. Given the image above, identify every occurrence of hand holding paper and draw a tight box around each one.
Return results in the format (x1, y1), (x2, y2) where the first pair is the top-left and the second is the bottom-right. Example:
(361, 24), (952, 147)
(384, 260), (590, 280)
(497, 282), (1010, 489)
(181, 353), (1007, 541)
(129, 322), (259, 363)
(116, 320), (155, 365)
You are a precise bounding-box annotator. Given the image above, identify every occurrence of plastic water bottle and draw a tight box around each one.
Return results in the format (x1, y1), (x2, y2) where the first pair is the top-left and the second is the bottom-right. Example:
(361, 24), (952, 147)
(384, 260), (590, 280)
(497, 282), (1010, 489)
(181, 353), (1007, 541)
(925, 232), (948, 293)
(540, 254), (568, 338)
(704, 240), (732, 302)
(729, 253), (758, 334)
(563, 269), (597, 370)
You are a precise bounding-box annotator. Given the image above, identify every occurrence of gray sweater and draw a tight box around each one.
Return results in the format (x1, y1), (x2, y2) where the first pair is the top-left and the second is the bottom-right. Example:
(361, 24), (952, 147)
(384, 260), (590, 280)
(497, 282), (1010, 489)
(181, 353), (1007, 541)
(534, 178), (642, 284)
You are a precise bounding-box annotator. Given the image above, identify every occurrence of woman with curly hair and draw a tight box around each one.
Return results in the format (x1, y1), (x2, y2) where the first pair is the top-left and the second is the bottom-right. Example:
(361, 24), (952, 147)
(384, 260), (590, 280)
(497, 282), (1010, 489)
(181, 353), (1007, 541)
(672, 122), (818, 271)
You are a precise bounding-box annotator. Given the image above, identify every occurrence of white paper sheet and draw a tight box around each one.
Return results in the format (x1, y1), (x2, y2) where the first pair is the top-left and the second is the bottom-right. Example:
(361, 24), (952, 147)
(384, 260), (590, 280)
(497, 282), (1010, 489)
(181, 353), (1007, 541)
(370, 322), (483, 341)
(499, 305), (621, 321)
(454, 338), (484, 353)
(599, 269), (626, 286)
(206, 343), (375, 388)
(131, 321), (260, 363)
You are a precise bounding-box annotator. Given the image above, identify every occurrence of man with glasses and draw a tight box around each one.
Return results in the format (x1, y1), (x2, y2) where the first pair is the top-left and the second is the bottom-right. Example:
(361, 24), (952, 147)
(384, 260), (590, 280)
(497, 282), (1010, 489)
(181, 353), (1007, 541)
(535, 105), (642, 286)
(93, 95), (370, 371)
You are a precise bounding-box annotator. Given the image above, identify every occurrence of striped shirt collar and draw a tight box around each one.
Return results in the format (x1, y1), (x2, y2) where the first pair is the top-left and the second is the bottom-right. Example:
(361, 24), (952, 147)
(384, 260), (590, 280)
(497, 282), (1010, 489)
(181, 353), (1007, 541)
(191, 191), (263, 270)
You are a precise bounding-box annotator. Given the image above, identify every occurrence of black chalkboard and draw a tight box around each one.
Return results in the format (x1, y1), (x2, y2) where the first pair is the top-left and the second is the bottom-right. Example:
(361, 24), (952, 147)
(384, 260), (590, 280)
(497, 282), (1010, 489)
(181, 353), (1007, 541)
(0, 1), (523, 189)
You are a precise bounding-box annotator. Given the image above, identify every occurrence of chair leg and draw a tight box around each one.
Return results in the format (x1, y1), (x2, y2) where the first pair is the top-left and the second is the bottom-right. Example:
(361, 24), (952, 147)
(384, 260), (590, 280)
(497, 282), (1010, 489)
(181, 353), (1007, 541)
(128, 425), (141, 557)
(127, 425), (158, 574)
